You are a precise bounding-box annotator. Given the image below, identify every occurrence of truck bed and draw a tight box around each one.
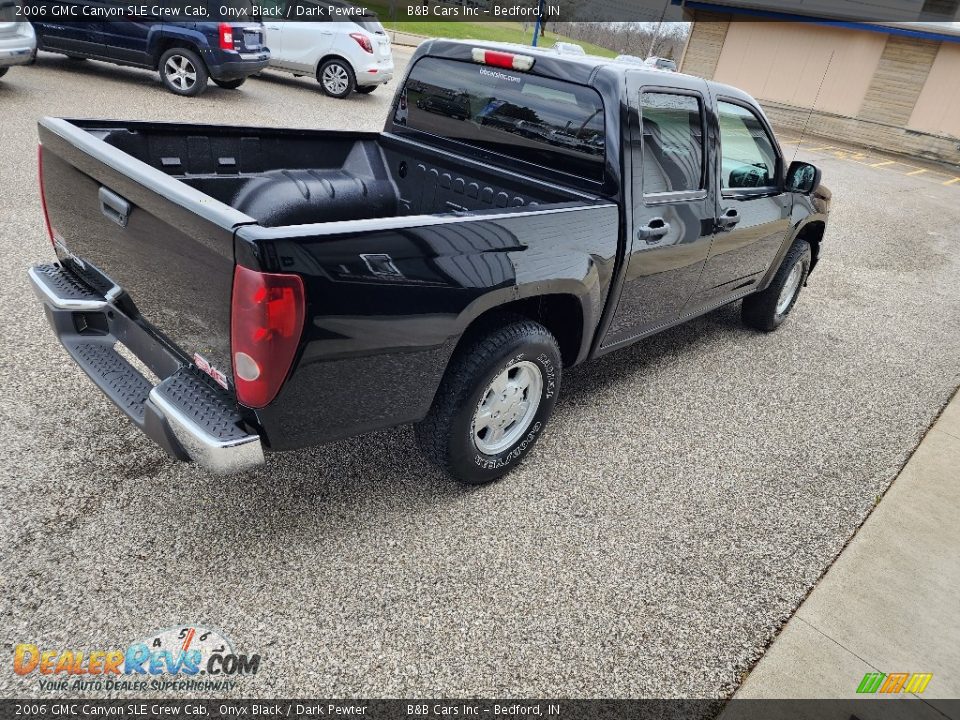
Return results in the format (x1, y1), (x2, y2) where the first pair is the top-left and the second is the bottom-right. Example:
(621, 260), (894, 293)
(79, 120), (582, 227)
(37, 117), (602, 400)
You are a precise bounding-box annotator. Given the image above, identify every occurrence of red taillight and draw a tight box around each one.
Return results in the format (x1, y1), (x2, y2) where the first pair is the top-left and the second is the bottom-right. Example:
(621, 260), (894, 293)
(37, 144), (54, 250)
(219, 23), (234, 50)
(350, 32), (373, 54)
(471, 48), (535, 71)
(231, 265), (305, 409)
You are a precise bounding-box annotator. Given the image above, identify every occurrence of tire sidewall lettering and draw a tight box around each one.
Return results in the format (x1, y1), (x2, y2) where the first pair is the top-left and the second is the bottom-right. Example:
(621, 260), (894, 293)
(470, 346), (557, 471)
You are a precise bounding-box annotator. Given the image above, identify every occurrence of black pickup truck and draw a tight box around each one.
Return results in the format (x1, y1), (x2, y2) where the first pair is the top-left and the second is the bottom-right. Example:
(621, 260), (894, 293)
(29, 39), (830, 484)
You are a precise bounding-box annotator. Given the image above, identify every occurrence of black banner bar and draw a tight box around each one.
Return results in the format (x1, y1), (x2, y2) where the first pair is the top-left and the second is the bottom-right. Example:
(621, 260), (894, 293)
(1, 700), (955, 720)
(13, 0), (960, 23)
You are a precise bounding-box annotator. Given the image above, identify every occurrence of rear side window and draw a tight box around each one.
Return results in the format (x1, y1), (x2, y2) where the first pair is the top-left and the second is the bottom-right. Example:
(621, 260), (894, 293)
(718, 100), (779, 190)
(395, 56), (605, 182)
(639, 92), (704, 195)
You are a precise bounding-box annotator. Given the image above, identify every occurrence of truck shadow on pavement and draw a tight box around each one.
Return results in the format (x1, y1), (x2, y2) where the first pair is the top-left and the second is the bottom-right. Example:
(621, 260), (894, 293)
(560, 303), (745, 403)
(205, 302), (751, 518)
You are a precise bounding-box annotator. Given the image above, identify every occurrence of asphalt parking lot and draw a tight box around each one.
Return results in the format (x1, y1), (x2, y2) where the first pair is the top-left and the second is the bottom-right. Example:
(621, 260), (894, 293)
(2, 50), (959, 699)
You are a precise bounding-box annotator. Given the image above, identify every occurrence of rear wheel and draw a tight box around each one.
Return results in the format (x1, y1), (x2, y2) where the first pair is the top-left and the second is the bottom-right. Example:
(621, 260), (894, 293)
(355, 85), (377, 94)
(213, 77), (246, 90)
(318, 59), (354, 99)
(158, 48), (208, 97)
(742, 240), (812, 331)
(0, 68), (7, 79)
(415, 316), (562, 485)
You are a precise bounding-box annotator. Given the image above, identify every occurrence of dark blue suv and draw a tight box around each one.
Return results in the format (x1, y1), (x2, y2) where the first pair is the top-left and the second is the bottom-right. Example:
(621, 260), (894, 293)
(32, 2), (269, 96)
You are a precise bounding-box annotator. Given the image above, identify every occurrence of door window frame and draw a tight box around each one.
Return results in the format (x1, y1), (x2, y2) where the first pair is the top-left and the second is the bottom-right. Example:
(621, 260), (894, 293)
(715, 96), (784, 200)
(636, 86), (709, 206)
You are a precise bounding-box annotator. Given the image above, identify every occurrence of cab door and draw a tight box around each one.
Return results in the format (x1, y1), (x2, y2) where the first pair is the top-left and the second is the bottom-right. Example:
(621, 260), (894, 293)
(686, 97), (791, 309)
(34, 2), (105, 57)
(99, 17), (154, 67)
(603, 74), (716, 346)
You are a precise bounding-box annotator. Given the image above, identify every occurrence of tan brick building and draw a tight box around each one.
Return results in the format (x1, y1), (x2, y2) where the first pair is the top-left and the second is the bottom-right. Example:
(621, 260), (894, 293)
(679, 11), (960, 166)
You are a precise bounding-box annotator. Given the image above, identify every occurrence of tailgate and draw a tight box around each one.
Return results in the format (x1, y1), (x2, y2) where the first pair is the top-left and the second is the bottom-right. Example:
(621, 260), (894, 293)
(37, 118), (254, 387)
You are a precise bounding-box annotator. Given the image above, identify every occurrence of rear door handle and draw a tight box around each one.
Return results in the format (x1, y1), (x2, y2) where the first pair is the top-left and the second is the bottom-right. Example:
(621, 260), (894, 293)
(637, 217), (670, 242)
(99, 187), (130, 228)
(716, 207), (741, 230)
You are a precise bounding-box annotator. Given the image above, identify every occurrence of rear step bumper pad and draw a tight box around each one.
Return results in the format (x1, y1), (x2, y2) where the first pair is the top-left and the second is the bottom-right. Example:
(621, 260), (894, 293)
(28, 263), (265, 475)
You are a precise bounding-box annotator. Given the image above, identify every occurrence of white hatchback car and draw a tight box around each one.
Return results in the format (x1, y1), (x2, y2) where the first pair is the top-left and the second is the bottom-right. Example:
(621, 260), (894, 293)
(263, 8), (394, 98)
(0, 1), (36, 81)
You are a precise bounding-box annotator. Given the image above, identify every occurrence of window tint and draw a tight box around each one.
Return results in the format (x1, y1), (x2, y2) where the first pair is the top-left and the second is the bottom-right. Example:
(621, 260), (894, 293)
(718, 101), (778, 190)
(396, 56), (605, 182)
(640, 92), (704, 194)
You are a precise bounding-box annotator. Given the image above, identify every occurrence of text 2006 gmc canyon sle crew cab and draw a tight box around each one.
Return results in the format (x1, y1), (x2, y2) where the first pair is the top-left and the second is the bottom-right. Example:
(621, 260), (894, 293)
(29, 40), (830, 484)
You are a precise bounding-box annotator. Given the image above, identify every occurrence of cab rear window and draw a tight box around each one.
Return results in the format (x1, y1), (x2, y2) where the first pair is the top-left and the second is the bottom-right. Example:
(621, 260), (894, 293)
(394, 56), (605, 182)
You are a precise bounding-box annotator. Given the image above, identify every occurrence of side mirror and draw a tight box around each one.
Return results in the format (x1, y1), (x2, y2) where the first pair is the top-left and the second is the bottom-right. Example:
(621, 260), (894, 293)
(786, 160), (821, 194)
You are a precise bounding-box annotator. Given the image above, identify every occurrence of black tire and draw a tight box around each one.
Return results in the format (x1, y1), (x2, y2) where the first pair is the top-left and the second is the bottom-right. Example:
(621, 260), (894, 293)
(355, 84), (377, 94)
(742, 240), (812, 332)
(415, 316), (562, 485)
(317, 58), (355, 99)
(213, 77), (246, 90)
(158, 47), (208, 97)
(0, 67), (7, 79)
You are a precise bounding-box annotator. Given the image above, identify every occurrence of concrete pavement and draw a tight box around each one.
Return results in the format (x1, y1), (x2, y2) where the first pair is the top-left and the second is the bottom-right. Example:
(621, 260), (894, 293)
(735, 391), (960, 716)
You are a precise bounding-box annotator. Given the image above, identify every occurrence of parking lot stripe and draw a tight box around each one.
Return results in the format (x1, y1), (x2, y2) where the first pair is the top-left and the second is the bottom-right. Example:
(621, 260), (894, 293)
(870, 161), (895, 167)
(944, 178), (960, 185)
(907, 169), (928, 176)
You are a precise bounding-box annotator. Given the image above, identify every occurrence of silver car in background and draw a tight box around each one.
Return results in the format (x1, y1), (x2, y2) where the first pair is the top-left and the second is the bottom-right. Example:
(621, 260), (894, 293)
(0, 0), (35, 80)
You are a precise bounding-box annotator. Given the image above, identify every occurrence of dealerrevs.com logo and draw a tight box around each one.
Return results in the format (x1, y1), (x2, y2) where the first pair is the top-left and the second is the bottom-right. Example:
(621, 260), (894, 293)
(13, 626), (261, 692)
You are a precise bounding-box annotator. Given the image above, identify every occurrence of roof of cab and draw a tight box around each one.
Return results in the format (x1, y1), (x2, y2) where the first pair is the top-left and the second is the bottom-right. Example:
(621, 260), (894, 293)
(418, 38), (695, 85)
(417, 38), (762, 109)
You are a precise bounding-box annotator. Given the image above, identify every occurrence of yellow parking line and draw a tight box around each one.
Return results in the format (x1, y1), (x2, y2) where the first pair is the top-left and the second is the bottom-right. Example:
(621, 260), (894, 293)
(907, 169), (928, 176)
(944, 177), (960, 186)
(871, 160), (895, 167)
(807, 145), (835, 151)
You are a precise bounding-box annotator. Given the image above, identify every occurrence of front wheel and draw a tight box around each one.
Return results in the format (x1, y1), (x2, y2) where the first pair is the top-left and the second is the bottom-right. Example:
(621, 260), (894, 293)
(158, 48), (208, 96)
(415, 316), (562, 485)
(317, 59), (355, 98)
(742, 239), (812, 331)
(213, 77), (246, 90)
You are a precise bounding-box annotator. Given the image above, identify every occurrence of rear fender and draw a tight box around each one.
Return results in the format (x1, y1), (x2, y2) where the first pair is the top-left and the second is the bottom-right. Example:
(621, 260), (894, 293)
(152, 26), (209, 64)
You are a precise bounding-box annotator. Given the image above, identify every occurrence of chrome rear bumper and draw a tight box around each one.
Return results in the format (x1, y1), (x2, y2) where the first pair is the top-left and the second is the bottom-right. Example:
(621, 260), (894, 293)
(28, 263), (265, 475)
